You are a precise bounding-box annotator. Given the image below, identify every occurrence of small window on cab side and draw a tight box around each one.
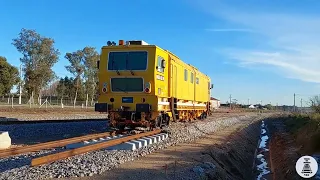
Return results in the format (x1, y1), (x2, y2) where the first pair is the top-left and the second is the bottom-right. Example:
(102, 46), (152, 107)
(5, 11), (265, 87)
(157, 56), (164, 73)
(191, 73), (194, 83)
(184, 69), (188, 81)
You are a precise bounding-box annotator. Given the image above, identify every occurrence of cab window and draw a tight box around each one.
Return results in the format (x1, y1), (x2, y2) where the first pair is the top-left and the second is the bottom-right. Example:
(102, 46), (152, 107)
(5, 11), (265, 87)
(184, 69), (188, 81)
(157, 56), (164, 73)
(191, 73), (194, 83)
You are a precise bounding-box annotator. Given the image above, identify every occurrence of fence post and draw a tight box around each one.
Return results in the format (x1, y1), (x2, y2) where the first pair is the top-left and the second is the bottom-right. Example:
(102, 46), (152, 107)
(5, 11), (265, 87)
(11, 96), (13, 108)
(86, 94), (88, 109)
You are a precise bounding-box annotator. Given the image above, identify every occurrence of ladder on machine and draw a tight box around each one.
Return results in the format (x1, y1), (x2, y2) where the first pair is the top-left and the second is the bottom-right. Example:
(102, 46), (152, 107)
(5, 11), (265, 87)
(170, 97), (179, 122)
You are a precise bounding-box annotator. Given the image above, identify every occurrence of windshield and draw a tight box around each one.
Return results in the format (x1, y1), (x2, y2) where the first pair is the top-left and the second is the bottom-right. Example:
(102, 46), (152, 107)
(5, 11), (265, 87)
(111, 78), (143, 92)
(108, 51), (148, 71)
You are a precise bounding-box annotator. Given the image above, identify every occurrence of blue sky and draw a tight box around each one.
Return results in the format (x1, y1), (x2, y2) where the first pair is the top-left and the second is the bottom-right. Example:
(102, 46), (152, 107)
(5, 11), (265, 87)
(1, 0), (320, 106)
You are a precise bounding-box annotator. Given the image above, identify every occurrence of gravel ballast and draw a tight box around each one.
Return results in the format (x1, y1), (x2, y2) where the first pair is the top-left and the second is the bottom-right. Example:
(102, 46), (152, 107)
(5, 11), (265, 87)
(0, 113), (271, 180)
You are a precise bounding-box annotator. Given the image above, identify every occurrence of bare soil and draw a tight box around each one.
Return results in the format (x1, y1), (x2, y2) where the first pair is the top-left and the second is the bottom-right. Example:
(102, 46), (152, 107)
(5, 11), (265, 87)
(265, 114), (320, 180)
(0, 107), (108, 121)
(267, 119), (301, 180)
(0, 106), (252, 121)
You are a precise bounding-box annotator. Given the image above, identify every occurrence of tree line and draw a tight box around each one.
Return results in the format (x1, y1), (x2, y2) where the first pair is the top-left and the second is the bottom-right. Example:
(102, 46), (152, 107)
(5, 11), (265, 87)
(1, 28), (99, 105)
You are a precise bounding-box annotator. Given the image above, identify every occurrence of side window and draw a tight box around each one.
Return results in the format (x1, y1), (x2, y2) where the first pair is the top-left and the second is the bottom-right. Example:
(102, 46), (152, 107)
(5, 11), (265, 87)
(191, 73), (194, 83)
(196, 77), (199, 84)
(184, 69), (188, 81)
(157, 56), (164, 73)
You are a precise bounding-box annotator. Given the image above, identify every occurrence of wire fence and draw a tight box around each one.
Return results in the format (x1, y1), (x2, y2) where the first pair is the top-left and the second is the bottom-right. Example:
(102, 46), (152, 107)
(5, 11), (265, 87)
(0, 96), (98, 109)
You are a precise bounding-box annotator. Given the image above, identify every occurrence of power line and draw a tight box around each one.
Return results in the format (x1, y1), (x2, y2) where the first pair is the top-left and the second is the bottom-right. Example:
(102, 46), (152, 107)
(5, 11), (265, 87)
(294, 93), (296, 112)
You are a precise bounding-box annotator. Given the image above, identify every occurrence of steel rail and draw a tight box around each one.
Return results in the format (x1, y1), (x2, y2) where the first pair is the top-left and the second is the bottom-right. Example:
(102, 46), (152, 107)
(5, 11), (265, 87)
(0, 131), (115, 158)
(31, 129), (162, 166)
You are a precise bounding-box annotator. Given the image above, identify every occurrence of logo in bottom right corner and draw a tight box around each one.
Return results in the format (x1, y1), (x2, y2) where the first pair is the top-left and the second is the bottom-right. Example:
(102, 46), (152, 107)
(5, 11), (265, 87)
(295, 156), (319, 178)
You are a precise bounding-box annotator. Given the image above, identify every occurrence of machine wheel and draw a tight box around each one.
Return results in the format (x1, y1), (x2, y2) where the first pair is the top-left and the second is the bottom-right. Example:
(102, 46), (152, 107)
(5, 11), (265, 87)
(154, 115), (162, 128)
(203, 112), (207, 119)
(116, 124), (126, 131)
(165, 114), (170, 126)
(200, 112), (207, 120)
(155, 114), (171, 128)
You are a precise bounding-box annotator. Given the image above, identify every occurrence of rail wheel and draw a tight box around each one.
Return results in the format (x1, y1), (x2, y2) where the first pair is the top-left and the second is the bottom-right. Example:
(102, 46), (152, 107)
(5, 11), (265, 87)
(154, 113), (170, 128)
(116, 124), (126, 131)
(155, 115), (162, 128)
(203, 112), (207, 119)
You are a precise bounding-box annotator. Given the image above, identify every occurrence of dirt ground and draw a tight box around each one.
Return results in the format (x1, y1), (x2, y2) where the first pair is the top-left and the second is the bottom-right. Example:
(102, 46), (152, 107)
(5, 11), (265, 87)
(0, 106), (254, 121)
(265, 114), (320, 180)
(267, 118), (301, 180)
(0, 107), (95, 113)
(0, 107), (108, 121)
(66, 114), (263, 180)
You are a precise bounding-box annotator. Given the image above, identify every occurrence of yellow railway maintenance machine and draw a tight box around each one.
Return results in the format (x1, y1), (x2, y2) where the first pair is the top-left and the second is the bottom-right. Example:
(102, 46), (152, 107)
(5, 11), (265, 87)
(95, 40), (214, 131)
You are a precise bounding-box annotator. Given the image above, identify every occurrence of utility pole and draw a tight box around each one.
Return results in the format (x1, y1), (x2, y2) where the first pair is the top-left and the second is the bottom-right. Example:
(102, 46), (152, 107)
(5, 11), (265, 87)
(19, 64), (22, 105)
(300, 98), (302, 108)
(293, 93), (296, 112)
(248, 98), (250, 105)
(229, 94), (232, 109)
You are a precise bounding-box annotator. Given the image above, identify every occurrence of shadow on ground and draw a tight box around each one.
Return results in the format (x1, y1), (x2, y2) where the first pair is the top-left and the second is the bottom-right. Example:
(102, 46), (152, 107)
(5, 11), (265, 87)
(0, 120), (109, 144)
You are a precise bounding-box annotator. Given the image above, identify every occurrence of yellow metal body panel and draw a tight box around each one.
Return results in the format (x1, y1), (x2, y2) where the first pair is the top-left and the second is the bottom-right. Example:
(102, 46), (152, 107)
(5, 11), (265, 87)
(164, 50), (211, 103)
(154, 48), (169, 98)
(98, 45), (157, 111)
(97, 43), (211, 115)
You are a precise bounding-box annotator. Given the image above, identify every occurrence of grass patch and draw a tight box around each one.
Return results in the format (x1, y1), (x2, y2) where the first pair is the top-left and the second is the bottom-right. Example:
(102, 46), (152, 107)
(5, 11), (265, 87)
(285, 114), (310, 134)
(285, 113), (320, 154)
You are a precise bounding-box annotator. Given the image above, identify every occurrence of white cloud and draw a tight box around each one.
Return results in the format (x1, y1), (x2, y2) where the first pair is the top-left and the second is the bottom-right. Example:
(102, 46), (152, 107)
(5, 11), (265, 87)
(226, 49), (320, 83)
(195, 0), (320, 83)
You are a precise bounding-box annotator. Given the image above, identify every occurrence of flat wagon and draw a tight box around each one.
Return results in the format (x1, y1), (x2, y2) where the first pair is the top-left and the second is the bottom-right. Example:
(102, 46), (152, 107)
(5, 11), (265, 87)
(95, 40), (214, 130)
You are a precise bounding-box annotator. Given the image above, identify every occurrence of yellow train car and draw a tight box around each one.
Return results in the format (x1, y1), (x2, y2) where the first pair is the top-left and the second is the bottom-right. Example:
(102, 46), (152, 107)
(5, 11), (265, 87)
(95, 40), (213, 130)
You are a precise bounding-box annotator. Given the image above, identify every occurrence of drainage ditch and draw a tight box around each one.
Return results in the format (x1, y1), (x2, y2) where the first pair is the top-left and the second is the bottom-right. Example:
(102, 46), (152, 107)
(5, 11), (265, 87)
(254, 120), (271, 180)
(196, 116), (282, 180)
(200, 118), (264, 180)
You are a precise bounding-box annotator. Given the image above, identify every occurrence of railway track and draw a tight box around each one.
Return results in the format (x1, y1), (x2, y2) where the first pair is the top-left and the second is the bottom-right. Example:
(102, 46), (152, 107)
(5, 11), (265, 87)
(0, 112), (239, 125)
(0, 131), (115, 158)
(0, 113), (243, 164)
(0, 129), (163, 167)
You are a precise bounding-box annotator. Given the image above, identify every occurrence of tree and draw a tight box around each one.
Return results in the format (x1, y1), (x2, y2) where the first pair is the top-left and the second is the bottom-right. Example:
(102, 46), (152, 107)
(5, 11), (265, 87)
(12, 28), (60, 104)
(265, 104), (273, 110)
(56, 76), (77, 104)
(0, 56), (20, 96)
(310, 95), (320, 113)
(56, 77), (67, 99)
(82, 47), (99, 105)
(65, 47), (99, 106)
(65, 51), (85, 107)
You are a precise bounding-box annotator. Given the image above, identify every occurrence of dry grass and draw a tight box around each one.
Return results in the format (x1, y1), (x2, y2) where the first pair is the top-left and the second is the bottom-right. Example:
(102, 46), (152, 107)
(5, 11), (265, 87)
(285, 113), (320, 154)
